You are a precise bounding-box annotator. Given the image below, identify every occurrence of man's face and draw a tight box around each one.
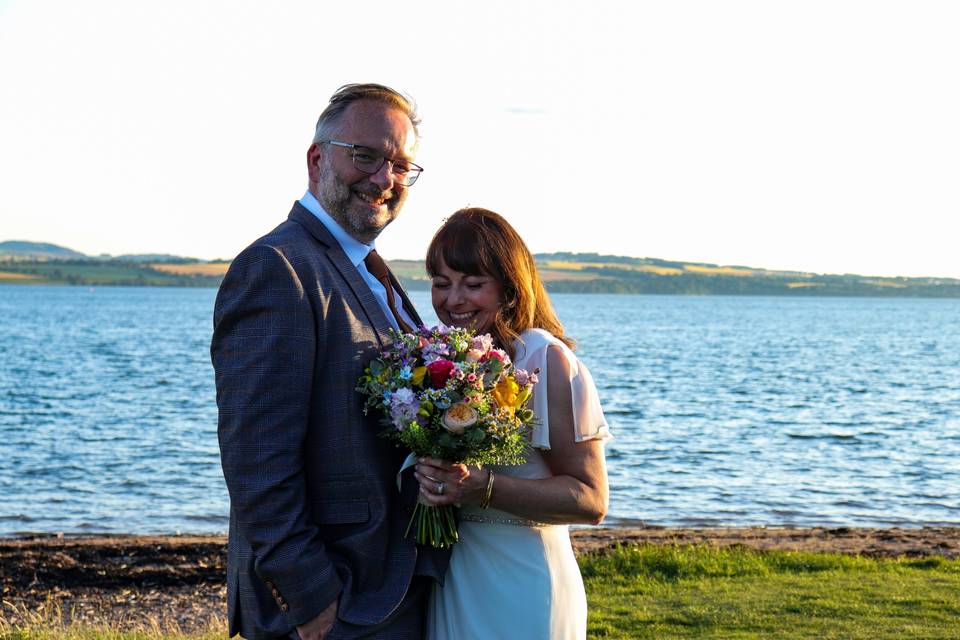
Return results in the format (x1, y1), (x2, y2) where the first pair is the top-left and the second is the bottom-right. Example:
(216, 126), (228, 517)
(308, 101), (418, 244)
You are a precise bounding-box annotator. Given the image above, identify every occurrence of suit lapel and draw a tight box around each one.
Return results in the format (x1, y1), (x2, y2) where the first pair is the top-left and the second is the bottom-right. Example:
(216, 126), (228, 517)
(288, 203), (396, 347)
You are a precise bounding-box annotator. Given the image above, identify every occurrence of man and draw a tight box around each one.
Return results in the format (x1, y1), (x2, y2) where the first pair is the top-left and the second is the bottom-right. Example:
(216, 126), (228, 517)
(212, 84), (448, 640)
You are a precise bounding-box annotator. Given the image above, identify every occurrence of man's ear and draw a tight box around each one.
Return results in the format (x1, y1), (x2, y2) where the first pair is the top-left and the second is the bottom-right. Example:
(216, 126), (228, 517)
(306, 143), (324, 184)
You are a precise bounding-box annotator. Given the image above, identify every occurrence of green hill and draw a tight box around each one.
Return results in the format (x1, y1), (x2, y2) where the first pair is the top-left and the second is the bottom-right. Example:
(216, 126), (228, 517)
(393, 253), (960, 298)
(0, 240), (87, 260)
(2, 243), (958, 297)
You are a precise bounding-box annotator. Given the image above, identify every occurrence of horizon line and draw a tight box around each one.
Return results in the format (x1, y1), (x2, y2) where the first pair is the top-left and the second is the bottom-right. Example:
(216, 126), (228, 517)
(2, 239), (959, 282)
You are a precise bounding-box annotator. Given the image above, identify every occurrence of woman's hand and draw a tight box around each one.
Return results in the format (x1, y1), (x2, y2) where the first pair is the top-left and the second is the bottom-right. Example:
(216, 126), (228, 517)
(414, 458), (488, 507)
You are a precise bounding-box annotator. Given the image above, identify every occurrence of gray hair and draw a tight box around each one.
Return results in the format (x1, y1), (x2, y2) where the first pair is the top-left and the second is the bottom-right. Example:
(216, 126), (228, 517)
(312, 83), (420, 144)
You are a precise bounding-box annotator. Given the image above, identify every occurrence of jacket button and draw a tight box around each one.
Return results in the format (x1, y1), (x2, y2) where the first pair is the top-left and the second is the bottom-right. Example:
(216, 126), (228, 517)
(265, 581), (275, 589)
(281, 603), (289, 612)
(272, 588), (279, 597)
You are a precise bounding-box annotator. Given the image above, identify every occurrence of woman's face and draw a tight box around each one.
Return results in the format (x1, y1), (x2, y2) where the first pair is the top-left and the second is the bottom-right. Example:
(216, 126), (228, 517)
(431, 256), (504, 334)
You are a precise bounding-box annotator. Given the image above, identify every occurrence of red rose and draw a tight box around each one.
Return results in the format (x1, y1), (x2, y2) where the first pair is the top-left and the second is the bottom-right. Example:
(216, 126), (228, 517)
(426, 359), (455, 389)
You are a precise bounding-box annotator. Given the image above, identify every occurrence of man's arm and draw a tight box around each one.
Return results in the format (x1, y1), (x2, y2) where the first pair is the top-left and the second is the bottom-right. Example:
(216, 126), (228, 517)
(212, 244), (342, 627)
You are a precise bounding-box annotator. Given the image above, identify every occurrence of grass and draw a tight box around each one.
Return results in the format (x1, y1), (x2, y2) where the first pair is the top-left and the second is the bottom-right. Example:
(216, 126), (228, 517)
(682, 264), (758, 276)
(0, 271), (43, 281)
(540, 259), (685, 276)
(581, 544), (960, 639)
(0, 601), (225, 640)
(4, 545), (958, 639)
(148, 263), (230, 277)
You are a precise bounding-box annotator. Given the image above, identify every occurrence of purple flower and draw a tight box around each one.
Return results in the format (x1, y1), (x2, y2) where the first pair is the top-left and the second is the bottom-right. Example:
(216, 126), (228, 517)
(422, 341), (452, 364)
(389, 388), (420, 431)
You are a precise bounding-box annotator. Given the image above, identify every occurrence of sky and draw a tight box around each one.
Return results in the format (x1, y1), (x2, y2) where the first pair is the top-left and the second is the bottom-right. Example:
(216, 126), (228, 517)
(1, 0), (958, 278)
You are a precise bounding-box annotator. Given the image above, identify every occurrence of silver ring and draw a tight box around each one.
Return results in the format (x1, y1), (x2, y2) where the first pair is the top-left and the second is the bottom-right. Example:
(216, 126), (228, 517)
(437, 481), (445, 495)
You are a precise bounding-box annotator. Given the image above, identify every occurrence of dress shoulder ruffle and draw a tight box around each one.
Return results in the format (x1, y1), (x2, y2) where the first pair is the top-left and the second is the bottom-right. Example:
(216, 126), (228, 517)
(512, 328), (612, 450)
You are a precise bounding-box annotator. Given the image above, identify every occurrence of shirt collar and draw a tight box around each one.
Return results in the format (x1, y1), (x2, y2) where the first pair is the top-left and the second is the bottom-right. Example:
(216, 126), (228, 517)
(299, 190), (373, 267)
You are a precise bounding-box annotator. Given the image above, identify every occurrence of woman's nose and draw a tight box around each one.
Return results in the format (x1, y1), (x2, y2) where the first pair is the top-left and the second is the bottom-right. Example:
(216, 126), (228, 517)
(447, 286), (466, 307)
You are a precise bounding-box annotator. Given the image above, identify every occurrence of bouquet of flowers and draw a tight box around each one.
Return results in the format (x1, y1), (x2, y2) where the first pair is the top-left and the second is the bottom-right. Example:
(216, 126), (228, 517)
(357, 325), (538, 548)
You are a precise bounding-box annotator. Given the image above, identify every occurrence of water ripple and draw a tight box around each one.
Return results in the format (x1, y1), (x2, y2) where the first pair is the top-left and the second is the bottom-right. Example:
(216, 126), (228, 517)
(2, 288), (960, 533)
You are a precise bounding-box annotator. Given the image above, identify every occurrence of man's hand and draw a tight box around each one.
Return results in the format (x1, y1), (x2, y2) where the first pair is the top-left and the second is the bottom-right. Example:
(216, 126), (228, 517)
(296, 599), (338, 640)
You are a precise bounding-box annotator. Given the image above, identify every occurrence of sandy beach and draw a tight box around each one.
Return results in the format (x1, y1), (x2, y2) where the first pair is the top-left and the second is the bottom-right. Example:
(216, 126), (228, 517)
(2, 526), (957, 632)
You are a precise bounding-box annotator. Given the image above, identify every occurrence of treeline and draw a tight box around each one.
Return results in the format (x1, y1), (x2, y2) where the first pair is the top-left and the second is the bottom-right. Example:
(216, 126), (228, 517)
(541, 272), (960, 297)
(398, 273), (960, 297)
(4, 254), (960, 298)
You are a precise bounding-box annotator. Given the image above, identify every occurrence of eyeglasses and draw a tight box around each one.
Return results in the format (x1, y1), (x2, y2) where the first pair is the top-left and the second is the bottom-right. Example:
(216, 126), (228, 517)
(318, 140), (423, 186)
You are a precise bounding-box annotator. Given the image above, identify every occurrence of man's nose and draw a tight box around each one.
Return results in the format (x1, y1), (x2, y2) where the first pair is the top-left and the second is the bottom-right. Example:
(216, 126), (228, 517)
(368, 160), (396, 190)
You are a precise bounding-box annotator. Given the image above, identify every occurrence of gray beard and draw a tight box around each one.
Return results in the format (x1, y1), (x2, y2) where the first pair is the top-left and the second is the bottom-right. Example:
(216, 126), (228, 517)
(314, 162), (403, 244)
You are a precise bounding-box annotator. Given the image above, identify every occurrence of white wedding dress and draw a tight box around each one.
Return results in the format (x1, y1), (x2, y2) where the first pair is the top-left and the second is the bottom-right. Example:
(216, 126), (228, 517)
(427, 328), (611, 640)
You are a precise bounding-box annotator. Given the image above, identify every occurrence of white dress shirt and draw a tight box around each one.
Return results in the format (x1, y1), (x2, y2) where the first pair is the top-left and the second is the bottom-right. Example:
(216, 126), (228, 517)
(298, 190), (416, 331)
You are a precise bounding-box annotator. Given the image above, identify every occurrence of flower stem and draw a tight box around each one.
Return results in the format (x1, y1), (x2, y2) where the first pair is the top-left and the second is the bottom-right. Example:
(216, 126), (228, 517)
(406, 503), (459, 548)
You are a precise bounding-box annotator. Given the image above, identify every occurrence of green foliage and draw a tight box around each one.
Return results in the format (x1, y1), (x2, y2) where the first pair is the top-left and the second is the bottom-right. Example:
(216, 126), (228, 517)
(581, 544), (876, 581)
(580, 544), (960, 639)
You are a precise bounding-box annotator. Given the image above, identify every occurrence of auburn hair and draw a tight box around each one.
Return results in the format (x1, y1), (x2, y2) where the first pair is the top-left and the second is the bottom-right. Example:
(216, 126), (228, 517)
(426, 208), (573, 358)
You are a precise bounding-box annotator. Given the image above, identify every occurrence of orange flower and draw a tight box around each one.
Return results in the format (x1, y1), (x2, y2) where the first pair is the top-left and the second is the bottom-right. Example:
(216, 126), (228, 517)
(442, 403), (478, 434)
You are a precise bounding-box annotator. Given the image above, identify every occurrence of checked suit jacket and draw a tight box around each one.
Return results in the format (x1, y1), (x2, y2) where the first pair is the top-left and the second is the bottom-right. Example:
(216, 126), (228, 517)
(211, 203), (449, 639)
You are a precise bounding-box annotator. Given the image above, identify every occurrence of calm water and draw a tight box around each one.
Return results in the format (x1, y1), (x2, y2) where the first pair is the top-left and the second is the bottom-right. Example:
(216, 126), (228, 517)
(1, 285), (958, 535)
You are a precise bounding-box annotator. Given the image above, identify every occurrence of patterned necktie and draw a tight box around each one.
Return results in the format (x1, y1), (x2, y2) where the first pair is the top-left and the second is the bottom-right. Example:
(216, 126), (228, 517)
(364, 249), (414, 334)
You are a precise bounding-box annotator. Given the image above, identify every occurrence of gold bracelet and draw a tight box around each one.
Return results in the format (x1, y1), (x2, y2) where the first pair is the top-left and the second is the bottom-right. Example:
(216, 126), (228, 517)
(480, 469), (495, 509)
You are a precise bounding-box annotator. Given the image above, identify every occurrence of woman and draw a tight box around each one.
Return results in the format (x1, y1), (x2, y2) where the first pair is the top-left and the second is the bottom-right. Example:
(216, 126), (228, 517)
(415, 208), (612, 640)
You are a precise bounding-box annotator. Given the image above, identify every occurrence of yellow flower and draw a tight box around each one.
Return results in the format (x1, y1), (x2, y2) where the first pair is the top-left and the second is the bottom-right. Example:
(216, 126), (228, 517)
(492, 377), (520, 415)
(411, 366), (428, 386)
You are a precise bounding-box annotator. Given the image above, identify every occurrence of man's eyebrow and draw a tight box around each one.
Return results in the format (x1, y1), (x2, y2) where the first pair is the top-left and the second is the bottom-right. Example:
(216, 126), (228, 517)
(357, 144), (414, 162)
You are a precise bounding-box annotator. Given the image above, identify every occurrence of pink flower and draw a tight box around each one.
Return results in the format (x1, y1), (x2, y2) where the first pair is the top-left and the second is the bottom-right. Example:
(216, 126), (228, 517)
(514, 367), (539, 386)
(485, 348), (510, 366)
(471, 334), (494, 353)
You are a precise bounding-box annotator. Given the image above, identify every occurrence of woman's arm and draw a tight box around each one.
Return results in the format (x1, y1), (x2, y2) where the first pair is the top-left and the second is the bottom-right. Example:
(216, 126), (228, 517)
(415, 345), (609, 525)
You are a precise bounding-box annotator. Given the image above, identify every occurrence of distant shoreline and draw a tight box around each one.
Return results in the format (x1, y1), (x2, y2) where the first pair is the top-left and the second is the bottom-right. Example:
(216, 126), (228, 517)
(4, 250), (960, 297)
(3, 279), (960, 298)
